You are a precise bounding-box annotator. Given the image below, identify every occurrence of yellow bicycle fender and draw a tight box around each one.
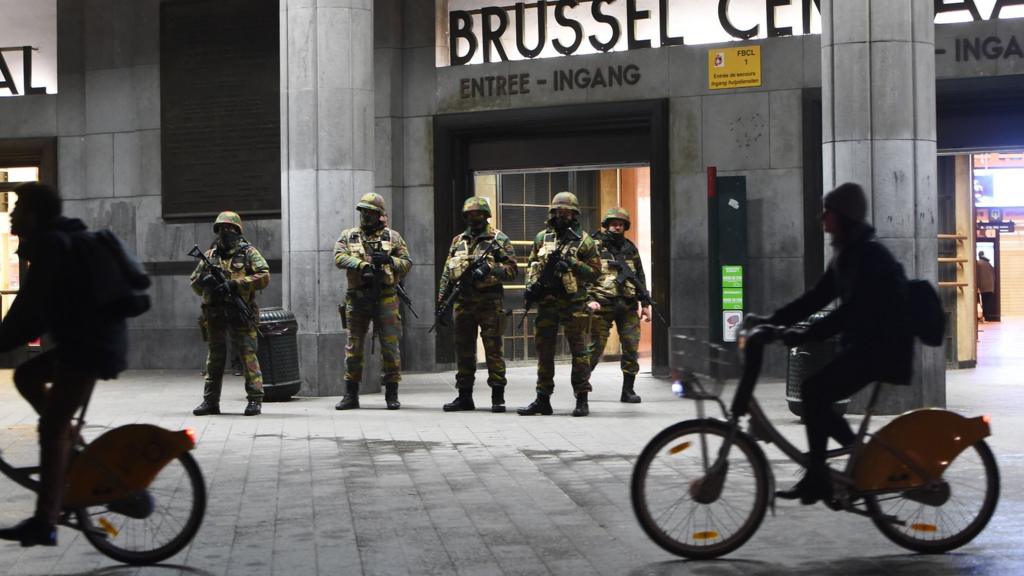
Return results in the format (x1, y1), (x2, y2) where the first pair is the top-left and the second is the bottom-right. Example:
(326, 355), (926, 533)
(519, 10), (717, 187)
(852, 409), (990, 492)
(64, 424), (196, 509)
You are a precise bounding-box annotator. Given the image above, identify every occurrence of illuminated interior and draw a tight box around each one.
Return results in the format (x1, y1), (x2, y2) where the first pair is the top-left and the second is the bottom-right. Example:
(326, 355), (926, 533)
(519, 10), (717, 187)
(0, 167), (37, 319)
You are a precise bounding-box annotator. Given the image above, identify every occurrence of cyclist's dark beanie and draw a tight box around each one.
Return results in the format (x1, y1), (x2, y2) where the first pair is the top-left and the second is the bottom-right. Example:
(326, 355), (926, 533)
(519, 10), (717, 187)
(13, 182), (62, 223)
(824, 182), (868, 223)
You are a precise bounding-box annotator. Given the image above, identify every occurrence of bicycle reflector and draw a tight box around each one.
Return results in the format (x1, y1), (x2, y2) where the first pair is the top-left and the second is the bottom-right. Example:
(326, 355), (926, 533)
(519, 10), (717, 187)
(184, 428), (197, 446)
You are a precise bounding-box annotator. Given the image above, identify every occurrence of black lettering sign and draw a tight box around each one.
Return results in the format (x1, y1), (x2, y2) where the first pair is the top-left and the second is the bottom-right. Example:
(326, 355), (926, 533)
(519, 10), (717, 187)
(0, 46), (46, 96)
(515, 1), (546, 58)
(459, 73), (532, 99)
(627, 0), (652, 50)
(767, 0), (792, 38)
(659, 0), (685, 47)
(992, 0), (1024, 18)
(553, 0), (583, 55)
(589, 0), (621, 52)
(450, 11), (477, 66)
(482, 7), (510, 62)
(955, 35), (1023, 61)
(802, 0), (821, 35)
(936, 0), (983, 21)
(719, 0), (757, 40)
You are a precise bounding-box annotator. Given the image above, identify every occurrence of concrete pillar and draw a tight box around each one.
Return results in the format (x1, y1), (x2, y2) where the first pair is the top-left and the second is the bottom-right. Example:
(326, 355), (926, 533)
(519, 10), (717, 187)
(821, 0), (945, 413)
(281, 0), (377, 396)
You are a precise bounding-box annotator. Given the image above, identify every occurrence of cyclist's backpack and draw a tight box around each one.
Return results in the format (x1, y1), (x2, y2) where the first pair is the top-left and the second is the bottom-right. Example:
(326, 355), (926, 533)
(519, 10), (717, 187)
(908, 279), (945, 347)
(73, 229), (152, 319)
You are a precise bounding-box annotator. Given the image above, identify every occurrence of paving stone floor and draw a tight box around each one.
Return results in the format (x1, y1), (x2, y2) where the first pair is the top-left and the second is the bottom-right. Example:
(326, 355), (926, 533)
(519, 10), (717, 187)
(0, 344), (1021, 575)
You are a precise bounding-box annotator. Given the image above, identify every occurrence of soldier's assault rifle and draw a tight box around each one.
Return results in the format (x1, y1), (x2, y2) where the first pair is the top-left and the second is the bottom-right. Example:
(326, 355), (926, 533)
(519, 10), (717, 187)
(605, 247), (668, 326)
(430, 240), (503, 333)
(188, 245), (258, 330)
(518, 227), (580, 329)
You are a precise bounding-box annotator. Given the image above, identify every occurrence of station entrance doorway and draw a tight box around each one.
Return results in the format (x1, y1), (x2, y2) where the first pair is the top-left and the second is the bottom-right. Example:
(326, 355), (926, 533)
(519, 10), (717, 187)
(471, 165), (654, 368)
(433, 100), (670, 372)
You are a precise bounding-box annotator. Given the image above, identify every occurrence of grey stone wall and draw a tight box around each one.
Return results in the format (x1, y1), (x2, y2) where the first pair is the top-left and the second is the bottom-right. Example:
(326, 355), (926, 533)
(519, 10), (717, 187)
(54, 0), (282, 372)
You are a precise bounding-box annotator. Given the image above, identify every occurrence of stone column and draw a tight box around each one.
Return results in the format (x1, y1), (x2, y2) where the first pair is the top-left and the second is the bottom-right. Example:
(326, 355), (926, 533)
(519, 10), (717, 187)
(821, 0), (944, 413)
(281, 0), (377, 396)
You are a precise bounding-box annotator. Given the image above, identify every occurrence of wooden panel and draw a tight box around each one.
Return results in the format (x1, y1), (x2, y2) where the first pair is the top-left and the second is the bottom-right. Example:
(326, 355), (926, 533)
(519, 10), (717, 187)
(1001, 235), (1024, 316)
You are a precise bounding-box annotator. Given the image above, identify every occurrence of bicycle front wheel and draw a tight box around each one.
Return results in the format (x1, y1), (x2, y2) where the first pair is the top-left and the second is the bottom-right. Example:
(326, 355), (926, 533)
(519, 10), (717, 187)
(866, 439), (999, 554)
(631, 419), (770, 559)
(75, 452), (207, 565)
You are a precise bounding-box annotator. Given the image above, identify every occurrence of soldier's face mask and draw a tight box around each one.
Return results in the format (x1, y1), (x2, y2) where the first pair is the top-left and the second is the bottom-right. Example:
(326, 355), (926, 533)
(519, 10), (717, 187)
(216, 225), (241, 247)
(359, 209), (380, 229)
(550, 210), (574, 232)
(464, 211), (488, 232)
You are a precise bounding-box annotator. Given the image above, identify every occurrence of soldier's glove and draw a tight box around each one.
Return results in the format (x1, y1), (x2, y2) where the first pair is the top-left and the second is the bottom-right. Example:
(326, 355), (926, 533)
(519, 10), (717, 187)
(359, 264), (376, 283)
(471, 262), (491, 281)
(371, 252), (391, 266)
(781, 327), (810, 348)
(554, 259), (572, 274)
(607, 260), (624, 270)
(197, 272), (218, 288)
(213, 280), (236, 299)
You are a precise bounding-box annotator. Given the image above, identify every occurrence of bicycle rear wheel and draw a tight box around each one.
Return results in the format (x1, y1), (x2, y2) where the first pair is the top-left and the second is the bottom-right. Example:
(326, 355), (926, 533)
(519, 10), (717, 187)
(75, 452), (207, 565)
(865, 439), (999, 554)
(631, 419), (769, 559)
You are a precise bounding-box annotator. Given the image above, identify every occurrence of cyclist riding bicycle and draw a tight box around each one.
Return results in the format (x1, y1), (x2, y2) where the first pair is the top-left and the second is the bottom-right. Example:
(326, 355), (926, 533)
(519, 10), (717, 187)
(746, 182), (914, 505)
(0, 183), (128, 547)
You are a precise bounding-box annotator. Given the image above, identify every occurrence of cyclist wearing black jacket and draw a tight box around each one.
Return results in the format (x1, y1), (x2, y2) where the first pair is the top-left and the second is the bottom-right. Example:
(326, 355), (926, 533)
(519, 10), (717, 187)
(751, 182), (913, 505)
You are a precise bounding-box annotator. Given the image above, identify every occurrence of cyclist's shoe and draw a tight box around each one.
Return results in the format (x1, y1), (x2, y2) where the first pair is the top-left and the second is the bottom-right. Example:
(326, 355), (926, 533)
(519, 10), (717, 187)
(517, 394), (553, 416)
(192, 401), (221, 416)
(244, 399), (262, 416)
(776, 469), (832, 505)
(0, 517), (57, 547)
(572, 393), (590, 417)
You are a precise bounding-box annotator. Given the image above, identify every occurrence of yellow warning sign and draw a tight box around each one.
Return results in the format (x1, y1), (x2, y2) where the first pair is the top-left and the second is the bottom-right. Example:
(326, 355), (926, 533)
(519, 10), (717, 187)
(708, 46), (762, 90)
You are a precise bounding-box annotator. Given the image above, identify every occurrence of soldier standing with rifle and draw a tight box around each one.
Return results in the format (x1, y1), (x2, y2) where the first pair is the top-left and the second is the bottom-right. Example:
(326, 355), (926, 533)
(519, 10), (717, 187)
(518, 192), (601, 417)
(333, 193), (412, 411)
(436, 197), (517, 413)
(587, 208), (652, 404)
(189, 211), (270, 416)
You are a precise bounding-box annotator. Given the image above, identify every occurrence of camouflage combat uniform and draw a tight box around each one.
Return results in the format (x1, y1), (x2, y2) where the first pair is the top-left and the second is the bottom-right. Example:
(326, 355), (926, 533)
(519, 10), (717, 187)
(588, 231), (650, 367)
(527, 222), (600, 398)
(333, 224), (411, 387)
(441, 224), (517, 391)
(189, 214), (270, 409)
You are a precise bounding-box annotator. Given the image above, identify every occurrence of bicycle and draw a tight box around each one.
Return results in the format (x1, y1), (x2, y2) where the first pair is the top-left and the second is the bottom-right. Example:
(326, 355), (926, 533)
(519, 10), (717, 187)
(0, 396), (207, 565)
(631, 325), (999, 559)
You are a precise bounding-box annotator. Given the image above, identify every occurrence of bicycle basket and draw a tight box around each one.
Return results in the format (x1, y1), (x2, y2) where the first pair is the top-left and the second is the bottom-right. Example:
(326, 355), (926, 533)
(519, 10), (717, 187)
(670, 333), (738, 400)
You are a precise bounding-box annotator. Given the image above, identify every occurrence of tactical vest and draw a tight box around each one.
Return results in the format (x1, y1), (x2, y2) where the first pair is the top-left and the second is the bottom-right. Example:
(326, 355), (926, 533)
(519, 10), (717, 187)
(594, 236), (637, 300)
(531, 230), (584, 294)
(206, 243), (260, 304)
(345, 228), (398, 286)
(447, 233), (502, 290)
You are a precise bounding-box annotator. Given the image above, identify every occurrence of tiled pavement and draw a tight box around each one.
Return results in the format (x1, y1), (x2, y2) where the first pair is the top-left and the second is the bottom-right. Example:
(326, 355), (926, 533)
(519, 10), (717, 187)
(0, 355), (1021, 575)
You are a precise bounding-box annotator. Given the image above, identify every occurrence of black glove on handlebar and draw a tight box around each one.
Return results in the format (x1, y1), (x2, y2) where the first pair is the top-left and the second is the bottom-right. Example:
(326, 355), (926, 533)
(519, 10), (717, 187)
(781, 327), (810, 348)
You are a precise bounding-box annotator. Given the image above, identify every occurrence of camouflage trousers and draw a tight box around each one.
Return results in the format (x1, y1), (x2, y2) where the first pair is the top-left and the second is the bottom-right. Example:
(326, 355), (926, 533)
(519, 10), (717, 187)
(203, 307), (263, 402)
(588, 298), (641, 376)
(453, 294), (506, 390)
(343, 288), (402, 384)
(534, 297), (592, 397)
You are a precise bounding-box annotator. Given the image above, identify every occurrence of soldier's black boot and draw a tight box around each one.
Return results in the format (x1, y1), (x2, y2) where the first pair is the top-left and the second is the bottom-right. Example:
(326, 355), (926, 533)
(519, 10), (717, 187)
(385, 383), (401, 410)
(192, 401), (220, 416)
(244, 399), (262, 416)
(335, 381), (360, 410)
(572, 393), (590, 417)
(490, 387), (506, 413)
(517, 394), (553, 416)
(620, 374), (642, 403)
(443, 387), (475, 412)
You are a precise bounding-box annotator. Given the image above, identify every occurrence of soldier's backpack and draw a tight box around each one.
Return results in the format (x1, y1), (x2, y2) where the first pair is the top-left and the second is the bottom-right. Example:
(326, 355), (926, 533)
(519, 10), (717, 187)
(72, 229), (152, 319)
(908, 279), (945, 347)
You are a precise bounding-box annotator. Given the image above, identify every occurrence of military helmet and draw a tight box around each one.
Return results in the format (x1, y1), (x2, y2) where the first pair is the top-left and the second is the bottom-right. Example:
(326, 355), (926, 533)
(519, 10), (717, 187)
(213, 211), (243, 234)
(356, 192), (387, 215)
(601, 207), (631, 231)
(462, 196), (492, 217)
(549, 191), (580, 214)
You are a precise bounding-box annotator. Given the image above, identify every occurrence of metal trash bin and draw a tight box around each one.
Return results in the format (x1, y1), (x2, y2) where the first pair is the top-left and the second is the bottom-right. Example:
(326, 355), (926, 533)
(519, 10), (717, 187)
(256, 307), (301, 401)
(785, 311), (848, 417)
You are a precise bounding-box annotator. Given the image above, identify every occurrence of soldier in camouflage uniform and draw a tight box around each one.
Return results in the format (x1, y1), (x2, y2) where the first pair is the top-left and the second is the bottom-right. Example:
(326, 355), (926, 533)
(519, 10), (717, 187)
(518, 192), (601, 417)
(587, 208), (652, 404)
(333, 193), (412, 411)
(439, 197), (518, 413)
(190, 211), (271, 416)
